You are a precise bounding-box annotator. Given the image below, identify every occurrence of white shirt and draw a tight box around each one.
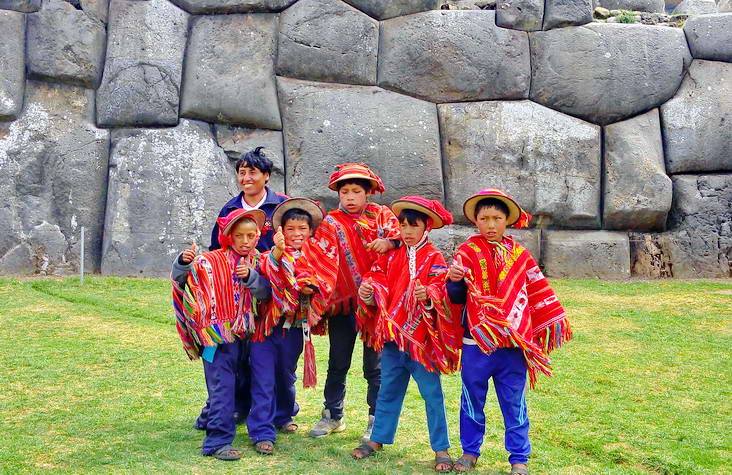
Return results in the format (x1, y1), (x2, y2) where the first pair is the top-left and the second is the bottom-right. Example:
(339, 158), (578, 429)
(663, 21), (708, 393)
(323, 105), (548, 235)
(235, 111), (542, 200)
(241, 192), (267, 211)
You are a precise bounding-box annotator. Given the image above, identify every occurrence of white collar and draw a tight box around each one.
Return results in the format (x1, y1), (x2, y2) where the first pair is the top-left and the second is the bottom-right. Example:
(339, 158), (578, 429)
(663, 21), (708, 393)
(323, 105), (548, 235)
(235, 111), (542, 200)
(241, 191), (267, 211)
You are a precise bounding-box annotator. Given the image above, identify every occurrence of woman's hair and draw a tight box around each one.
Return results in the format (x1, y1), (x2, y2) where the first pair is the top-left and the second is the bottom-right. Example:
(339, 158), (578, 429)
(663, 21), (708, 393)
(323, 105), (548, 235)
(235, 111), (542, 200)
(475, 197), (510, 218)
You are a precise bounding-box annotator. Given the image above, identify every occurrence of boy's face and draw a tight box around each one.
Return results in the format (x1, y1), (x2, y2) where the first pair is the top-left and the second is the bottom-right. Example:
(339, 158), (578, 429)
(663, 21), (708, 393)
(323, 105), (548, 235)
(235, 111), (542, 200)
(399, 218), (426, 247)
(283, 218), (312, 251)
(338, 183), (368, 214)
(229, 220), (259, 256)
(476, 206), (507, 242)
(237, 165), (269, 197)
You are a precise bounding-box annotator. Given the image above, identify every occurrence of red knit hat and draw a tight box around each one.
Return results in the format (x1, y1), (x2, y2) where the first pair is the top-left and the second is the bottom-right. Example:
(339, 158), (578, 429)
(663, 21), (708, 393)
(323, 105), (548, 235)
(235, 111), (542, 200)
(327, 162), (385, 194)
(391, 196), (454, 230)
(462, 188), (532, 228)
(217, 208), (266, 249)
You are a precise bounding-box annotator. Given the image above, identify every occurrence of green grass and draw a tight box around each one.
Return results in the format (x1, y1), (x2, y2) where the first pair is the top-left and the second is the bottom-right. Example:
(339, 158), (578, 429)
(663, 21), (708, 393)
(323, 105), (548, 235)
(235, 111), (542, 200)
(1, 277), (731, 474)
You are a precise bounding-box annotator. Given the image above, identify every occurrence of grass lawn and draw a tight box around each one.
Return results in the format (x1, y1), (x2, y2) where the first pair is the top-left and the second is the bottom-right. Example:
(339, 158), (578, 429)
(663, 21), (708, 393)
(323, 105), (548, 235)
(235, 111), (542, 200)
(0, 277), (730, 474)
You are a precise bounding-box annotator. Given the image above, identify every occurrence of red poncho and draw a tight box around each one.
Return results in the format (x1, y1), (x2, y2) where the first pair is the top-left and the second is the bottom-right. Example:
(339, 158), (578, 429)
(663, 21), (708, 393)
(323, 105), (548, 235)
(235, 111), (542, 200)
(357, 237), (462, 374)
(454, 235), (572, 387)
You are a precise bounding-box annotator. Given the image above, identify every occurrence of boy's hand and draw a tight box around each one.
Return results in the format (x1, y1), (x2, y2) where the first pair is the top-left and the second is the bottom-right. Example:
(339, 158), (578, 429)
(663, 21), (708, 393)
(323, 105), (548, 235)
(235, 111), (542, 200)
(300, 285), (314, 296)
(180, 242), (198, 264)
(236, 264), (251, 280)
(448, 259), (466, 282)
(358, 280), (374, 301)
(274, 226), (286, 252)
(366, 238), (392, 254)
(414, 279), (428, 302)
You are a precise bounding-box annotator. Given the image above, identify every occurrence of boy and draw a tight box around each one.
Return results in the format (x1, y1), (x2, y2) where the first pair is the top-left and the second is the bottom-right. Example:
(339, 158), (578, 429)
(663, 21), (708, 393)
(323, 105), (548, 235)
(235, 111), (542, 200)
(351, 196), (462, 473)
(446, 189), (572, 474)
(309, 163), (401, 442)
(171, 208), (272, 461)
(247, 198), (338, 455)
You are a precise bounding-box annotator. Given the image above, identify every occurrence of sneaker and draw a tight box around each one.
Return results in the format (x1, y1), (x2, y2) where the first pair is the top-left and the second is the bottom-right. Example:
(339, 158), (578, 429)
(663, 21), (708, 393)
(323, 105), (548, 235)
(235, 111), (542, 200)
(309, 409), (346, 438)
(361, 415), (375, 444)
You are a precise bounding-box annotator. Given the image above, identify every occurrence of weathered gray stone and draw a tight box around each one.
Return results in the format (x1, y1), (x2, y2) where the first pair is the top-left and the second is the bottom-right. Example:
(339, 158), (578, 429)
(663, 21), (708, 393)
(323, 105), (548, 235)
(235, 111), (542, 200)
(631, 174), (731, 278)
(379, 11), (530, 103)
(96, 0), (189, 127)
(277, 0), (379, 86)
(720, 0), (732, 12)
(278, 77), (443, 209)
(342, 0), (440, 19)
(497, 0), (544, 30)
(0, 81), (110, 275)
(102, 120), (239, 276)
(672, 0), (717, 14)
(661, 60), (732, 174)
(27, 0), (107, 88)
(0, 11), (25, 121)
(543, 0), (593, 29)
(530, 24), (691, 125)
(80, 0), (110, 23)
(168, 0), (296, 13)
(0, 0), (40, 12)
(594, 0), (664, 12)
(603, 109), (672, 231)
(430, 225), (542, 261)
(214, 125), (286, 193)
(180, 14), (280, 129)
(438, 100), (601, 228)
(543, 231), (631, 278)
(684, 13), (732, 62)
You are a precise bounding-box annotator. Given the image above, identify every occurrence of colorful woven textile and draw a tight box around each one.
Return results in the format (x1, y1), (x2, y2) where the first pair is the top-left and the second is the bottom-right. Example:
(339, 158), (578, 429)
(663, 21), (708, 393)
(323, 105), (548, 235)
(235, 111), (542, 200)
(327, 162), (386, 194)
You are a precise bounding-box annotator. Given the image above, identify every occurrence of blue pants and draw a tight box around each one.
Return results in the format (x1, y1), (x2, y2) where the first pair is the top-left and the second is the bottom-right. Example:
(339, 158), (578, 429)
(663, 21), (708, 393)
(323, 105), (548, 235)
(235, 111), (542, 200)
(370, 343), (450, 451)
(247, 325), (303, 443)
(201, 340), (242, 454)
(196, 340), (250, 429)
(460, 346), (531, 464)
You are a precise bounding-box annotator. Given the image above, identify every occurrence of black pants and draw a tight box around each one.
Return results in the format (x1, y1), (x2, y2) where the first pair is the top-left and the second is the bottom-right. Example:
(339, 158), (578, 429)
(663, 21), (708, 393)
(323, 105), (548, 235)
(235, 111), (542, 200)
(324, 314), (381, 420)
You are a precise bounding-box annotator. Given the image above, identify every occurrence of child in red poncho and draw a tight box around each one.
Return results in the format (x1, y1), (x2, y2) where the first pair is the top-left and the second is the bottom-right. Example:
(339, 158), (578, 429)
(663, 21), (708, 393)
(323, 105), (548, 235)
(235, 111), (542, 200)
(351, 196), (462, 473)
(446, 189), (572, 474)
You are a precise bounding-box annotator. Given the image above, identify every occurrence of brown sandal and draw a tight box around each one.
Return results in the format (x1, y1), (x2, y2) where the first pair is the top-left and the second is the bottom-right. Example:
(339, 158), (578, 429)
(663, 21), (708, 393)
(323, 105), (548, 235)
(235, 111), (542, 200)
(254, 440), (274, 455)
(351, 442), (377, 460)
(453, 455), (477, 472)
(434, 455), (453, 473)
(278, 422), (298, 433)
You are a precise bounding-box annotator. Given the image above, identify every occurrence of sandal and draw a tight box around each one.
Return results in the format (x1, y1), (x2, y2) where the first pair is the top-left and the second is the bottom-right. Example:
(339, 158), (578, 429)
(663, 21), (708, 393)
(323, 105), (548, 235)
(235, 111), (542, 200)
(511, 464), (529, 475)
(453, 455), (477, 472)
(351, 442), (377, 460)
(278, 422), (298, 434)
(254, 440), (274, 455)
(209, 444), (241, 461)
(434, 455), (453, 473)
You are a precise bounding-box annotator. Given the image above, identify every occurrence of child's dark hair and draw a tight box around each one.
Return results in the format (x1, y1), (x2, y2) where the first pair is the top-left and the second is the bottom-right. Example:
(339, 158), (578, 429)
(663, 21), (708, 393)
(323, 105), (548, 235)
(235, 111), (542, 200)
(336, 178), (372, 193)
(281, 208), (313, 229)
(236, 146), (273, 175)
(398, 209), (429, 226)
(475, 198), (510, 218)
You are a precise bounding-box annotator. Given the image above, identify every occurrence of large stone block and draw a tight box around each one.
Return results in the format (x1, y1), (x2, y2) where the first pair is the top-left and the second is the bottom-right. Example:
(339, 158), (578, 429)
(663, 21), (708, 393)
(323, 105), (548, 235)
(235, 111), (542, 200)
(27, 0), (107, 88)
(543, 0), (592, 30)
(684, 14), (732, 63)
(530, 23), (691, 125)
(180, 14), (280, 129)
(0, 81), (110, 275)
(593, 0), (664, 12)
(542, 231), (631, 278)
(0, 0), (40, 12)
(496, 0), (544, 31)
(342, 0), (440, 19)
(438, 100), (601, 228)
(214, 125), (286, 193)
(80, 0), (110, 24)
(96, 0), (189, 127)
(672, 0), (717, 14)
(603, 109), (672, 231)
(168, 0), (296, 13)
(661, 60), (732, 174)
(379, 11), (530, 103)
(0, 11), (25, 121)
(277, 0), (379, 86)
(720, 0), (732, 12)
(430, 225), (542, 261)
(102, 120), (239, 276)
(278, 77), (443, 209)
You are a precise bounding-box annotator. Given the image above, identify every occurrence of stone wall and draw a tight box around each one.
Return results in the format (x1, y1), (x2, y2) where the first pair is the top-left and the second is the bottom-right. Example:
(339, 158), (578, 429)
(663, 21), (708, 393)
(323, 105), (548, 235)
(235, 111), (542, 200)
(0, 0), (730, 278)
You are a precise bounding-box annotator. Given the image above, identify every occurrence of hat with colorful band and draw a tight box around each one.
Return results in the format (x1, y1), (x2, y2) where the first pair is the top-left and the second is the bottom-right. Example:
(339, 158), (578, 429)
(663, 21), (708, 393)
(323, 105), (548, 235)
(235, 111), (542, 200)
(272, 198), (325, 231)
(327, 162), (386, 194)
(462, 188), (531, 228)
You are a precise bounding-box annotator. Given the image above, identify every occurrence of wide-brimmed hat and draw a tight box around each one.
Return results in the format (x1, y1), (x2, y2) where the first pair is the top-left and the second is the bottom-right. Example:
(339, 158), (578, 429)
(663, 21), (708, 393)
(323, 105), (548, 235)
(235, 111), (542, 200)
(220, 208), (266, 235)
(391, 196), (454, 230)
(272, 198), (325, 231)
(462, 188), (531, 228)
(327, 162), (385, 194)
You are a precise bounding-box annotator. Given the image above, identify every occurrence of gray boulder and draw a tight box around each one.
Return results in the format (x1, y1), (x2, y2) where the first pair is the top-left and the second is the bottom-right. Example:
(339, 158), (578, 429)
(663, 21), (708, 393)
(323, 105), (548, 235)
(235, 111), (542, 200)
(431, 225), (542, 261)
(102, 120), (239, 276)
(180, 14), (280, 129)
(277, 0), (379, 86)
(0, 0), (40, 12)
(661, 60), (731, 174)
(80, 0), (110, 23)
(603, 109), (672, 231)
(438, 100), (601, 228)
(214, 125), (286, 194)
(543, 0), (593, 29)
(168, 0), (296, 13)
(593, 0), (664, 12)
(497, 0), (544, 30)
(0, 81), (110, 275)
(672, 0), (717, 14)
(277, 77), (443, 210)
(27, 0), (107, 88)
(530, 23), (691, 125)
(684, 13), (732, 62)
(542, 231), (631, 279)
(0, 11), (25, 121)
(720, 0), (731, 12)
(96, 0), (189, 127)
(379, 10), (530, 103)
(342, 0), (440, 19)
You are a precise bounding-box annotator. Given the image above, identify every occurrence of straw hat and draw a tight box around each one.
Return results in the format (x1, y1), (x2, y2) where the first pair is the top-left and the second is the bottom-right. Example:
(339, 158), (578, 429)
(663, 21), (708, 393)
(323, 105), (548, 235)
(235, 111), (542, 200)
(272, 198), (325, 231)
(390, 196), (454, 229)
(327, 162), (385, 194)
(462, 189), (523, 226)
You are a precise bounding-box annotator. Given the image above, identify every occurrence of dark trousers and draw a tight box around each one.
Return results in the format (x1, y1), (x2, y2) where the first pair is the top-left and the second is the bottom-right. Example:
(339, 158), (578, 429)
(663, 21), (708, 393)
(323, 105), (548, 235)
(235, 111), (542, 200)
(247, 325), (303, 443)
(201, 341), (242, 454)
(324, 314), (381, 420)
(196, 340), (250, 428)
